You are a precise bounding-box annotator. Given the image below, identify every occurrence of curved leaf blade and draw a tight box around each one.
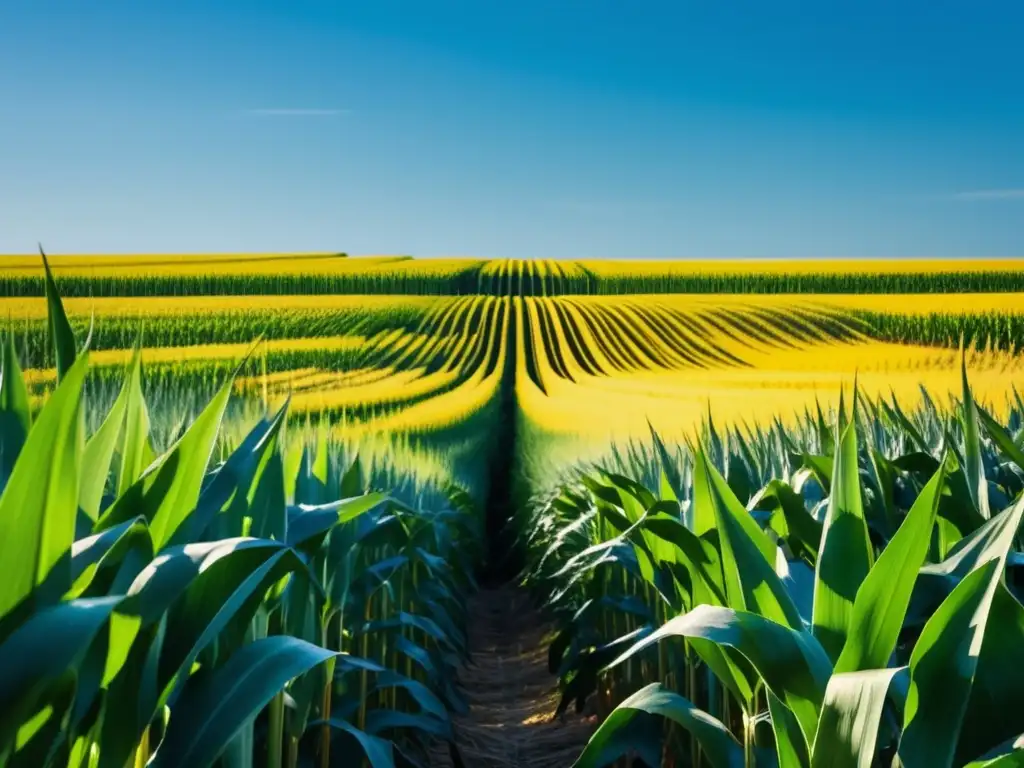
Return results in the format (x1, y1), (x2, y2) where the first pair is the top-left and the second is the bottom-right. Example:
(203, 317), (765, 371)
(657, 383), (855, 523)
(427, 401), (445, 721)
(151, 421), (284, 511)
(149, 636), (336, 768)
(572, 683), (743, 768)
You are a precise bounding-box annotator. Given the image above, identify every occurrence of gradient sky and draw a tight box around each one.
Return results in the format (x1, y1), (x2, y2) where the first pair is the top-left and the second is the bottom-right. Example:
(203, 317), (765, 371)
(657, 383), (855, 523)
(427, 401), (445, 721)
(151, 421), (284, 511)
(1, 1), (1022, 258)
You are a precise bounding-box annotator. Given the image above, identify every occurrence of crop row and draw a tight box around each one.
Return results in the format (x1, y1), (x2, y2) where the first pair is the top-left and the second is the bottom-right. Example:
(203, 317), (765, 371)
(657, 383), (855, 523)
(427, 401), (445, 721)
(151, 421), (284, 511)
(521, 369), (1024, 766)
(6, 303), (429, 370)
(0, 263), (493, 768)
(5, 257), (1024, 296)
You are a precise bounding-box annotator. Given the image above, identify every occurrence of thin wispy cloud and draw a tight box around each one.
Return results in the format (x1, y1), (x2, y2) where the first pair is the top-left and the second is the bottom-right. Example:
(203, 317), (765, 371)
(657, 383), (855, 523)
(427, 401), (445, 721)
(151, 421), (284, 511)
(545, 199), (677, 215)
(951, 188), (1024, 201)
(245, 108), (351, 117)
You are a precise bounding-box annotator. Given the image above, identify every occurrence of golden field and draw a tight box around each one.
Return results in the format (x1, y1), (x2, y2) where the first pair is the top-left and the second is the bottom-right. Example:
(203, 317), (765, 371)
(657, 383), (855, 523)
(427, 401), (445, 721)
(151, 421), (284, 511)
(0, 252), (484, 277)
(580, 257), (1024, 276)
(5, 254), (1024, 487)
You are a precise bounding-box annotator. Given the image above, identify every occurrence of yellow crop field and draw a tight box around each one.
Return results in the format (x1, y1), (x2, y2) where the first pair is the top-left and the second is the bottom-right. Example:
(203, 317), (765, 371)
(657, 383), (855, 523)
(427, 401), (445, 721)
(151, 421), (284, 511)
(0, 252), (476, 277)
(6, 254), (1024, 514)
(6, 256), (1023, 455)
(6, 251), (1024, 768)
(580, 257), (1024, 276)
(0, 293), (440, 319)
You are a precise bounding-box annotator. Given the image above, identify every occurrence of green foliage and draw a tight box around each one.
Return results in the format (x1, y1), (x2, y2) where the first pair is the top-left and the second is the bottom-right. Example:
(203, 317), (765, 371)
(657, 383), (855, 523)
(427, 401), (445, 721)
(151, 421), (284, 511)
(527, 370), (1024, 767)
(0, 268), (481, 768)
(6, 260), (1024, 299)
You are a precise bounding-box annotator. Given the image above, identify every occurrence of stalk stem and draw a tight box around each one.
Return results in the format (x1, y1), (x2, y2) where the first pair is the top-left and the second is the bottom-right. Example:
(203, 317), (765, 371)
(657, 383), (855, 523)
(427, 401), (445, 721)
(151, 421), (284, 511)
(267, 692), (284, 768)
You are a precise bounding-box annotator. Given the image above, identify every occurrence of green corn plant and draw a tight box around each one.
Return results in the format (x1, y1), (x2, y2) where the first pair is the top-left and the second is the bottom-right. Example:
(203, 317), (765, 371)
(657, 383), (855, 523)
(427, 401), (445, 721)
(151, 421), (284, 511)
(530, 366), (1024, 767)
(0, 255), (480, 768)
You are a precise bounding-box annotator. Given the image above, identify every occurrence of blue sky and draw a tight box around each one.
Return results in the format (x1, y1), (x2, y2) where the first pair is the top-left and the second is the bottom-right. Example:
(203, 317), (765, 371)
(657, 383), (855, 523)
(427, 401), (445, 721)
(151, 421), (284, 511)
(1, 1), (1022, 258)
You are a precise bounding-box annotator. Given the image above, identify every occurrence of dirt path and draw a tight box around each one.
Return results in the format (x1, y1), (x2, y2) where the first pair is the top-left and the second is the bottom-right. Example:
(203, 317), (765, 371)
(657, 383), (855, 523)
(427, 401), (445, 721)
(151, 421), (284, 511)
(433, 586), (595, 768)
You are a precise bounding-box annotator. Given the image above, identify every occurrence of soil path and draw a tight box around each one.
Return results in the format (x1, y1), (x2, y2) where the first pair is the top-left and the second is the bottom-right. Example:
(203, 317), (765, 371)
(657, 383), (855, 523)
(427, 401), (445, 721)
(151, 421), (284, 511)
(433, 586), (594, 768)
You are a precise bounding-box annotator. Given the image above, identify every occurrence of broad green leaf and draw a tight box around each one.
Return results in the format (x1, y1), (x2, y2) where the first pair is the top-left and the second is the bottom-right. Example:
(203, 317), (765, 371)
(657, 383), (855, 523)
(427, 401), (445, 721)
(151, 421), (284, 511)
(363, 709), (453, 742)
(815, 398), (835, 455)
(811, 667), (907, 768)
(283, 438), (304, 504)
(9, 671), (76, 768)
(977, 405), (1024, 474)
(286, 492), (389, 550)
(102, 611), (143, 687)
(97, 376), (233, 549)
(158, 542), (310, 709)
(0, 331), (31, 485)
(888, 393), (929, 453)
(310, 719), (395, 767)
(752, 479), (822, 566)
(802, 454), (834, 491)
(79, 347), (139, 519)
(249, 446), (286, 543)
(172, 399), (288, 544)
(639, 513), (727, 605)
(867, 448), (899, 535)
(40, 248), (76, 382)
(119, 537), (313, 633)
(0, 597), (119, 753)
(608, 604), (832, 751)
(955, 585), (1024, 765)
(835, 456), (949, 673)
(340, 452), (363, 497)
(572, 683), (743, 768)
(920, 493), (1024, 589)
(769, 690), (811, 768)
(813, 398), (874, 663)
(149, 636), (336, 768)
(0, 353), (88, 624)
(963, 734), (1024, 768)
(373, 670), (450, 725)
(961, 357), (989, 518)
(694, 449), (802, 630)
(114, 344), (151, 496)
(648, 419), (683, 501)
(96, 619), (166, 768)
(68, 516), (152, 598)
(900, 551), (1014, 767)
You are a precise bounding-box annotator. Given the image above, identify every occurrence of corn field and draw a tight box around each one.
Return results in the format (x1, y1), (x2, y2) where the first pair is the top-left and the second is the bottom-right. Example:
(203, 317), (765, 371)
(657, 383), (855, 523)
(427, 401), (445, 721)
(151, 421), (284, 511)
(4, 256), (1024, 298)
(1, 251), (1023, 767)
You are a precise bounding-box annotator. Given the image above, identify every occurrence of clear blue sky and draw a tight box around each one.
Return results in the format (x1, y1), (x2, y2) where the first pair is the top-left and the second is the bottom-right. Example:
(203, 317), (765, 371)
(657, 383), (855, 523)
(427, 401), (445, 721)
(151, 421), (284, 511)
(1, 1), (1022, 258)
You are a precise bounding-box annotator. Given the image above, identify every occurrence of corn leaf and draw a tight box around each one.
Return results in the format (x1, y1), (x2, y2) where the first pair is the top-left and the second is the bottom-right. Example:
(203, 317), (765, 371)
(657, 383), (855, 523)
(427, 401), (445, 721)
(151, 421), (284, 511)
(963, 734), (1024, 768)
(79, 347), (140, 519)
(149, 636), (336, 768)
(954, 585), (1024, 765)
(0, 596), (120, 754)
(40, 247), (77, 382)
(114, 344), (151, 496)
(961, 357), (990, 519)
(811, 666), (907, 768)
(0, 353), (88, 624)
(769, 690), (811, 768)
(572, 683), (743, 768)
(68, 516), (152, 599)
(813, 397), (874, 663)
(694, 448), (803, 629)
(607, 604), (832, 752)
(310, 719), (395, 767)
(752, 479), (822, 566)
(900, 493), (1022, 768)
(0, 331), (30, 487)
(977, 404), (1024, 474)
(173, 398), (288, 545)
(96, 375), (232, 549)
(835, 455), (950, 673)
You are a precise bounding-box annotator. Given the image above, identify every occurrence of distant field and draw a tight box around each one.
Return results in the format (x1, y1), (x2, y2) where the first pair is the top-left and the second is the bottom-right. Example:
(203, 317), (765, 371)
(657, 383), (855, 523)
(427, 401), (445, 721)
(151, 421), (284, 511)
(3, 254), (1024, 296)
(3, 255), (1024, 486)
